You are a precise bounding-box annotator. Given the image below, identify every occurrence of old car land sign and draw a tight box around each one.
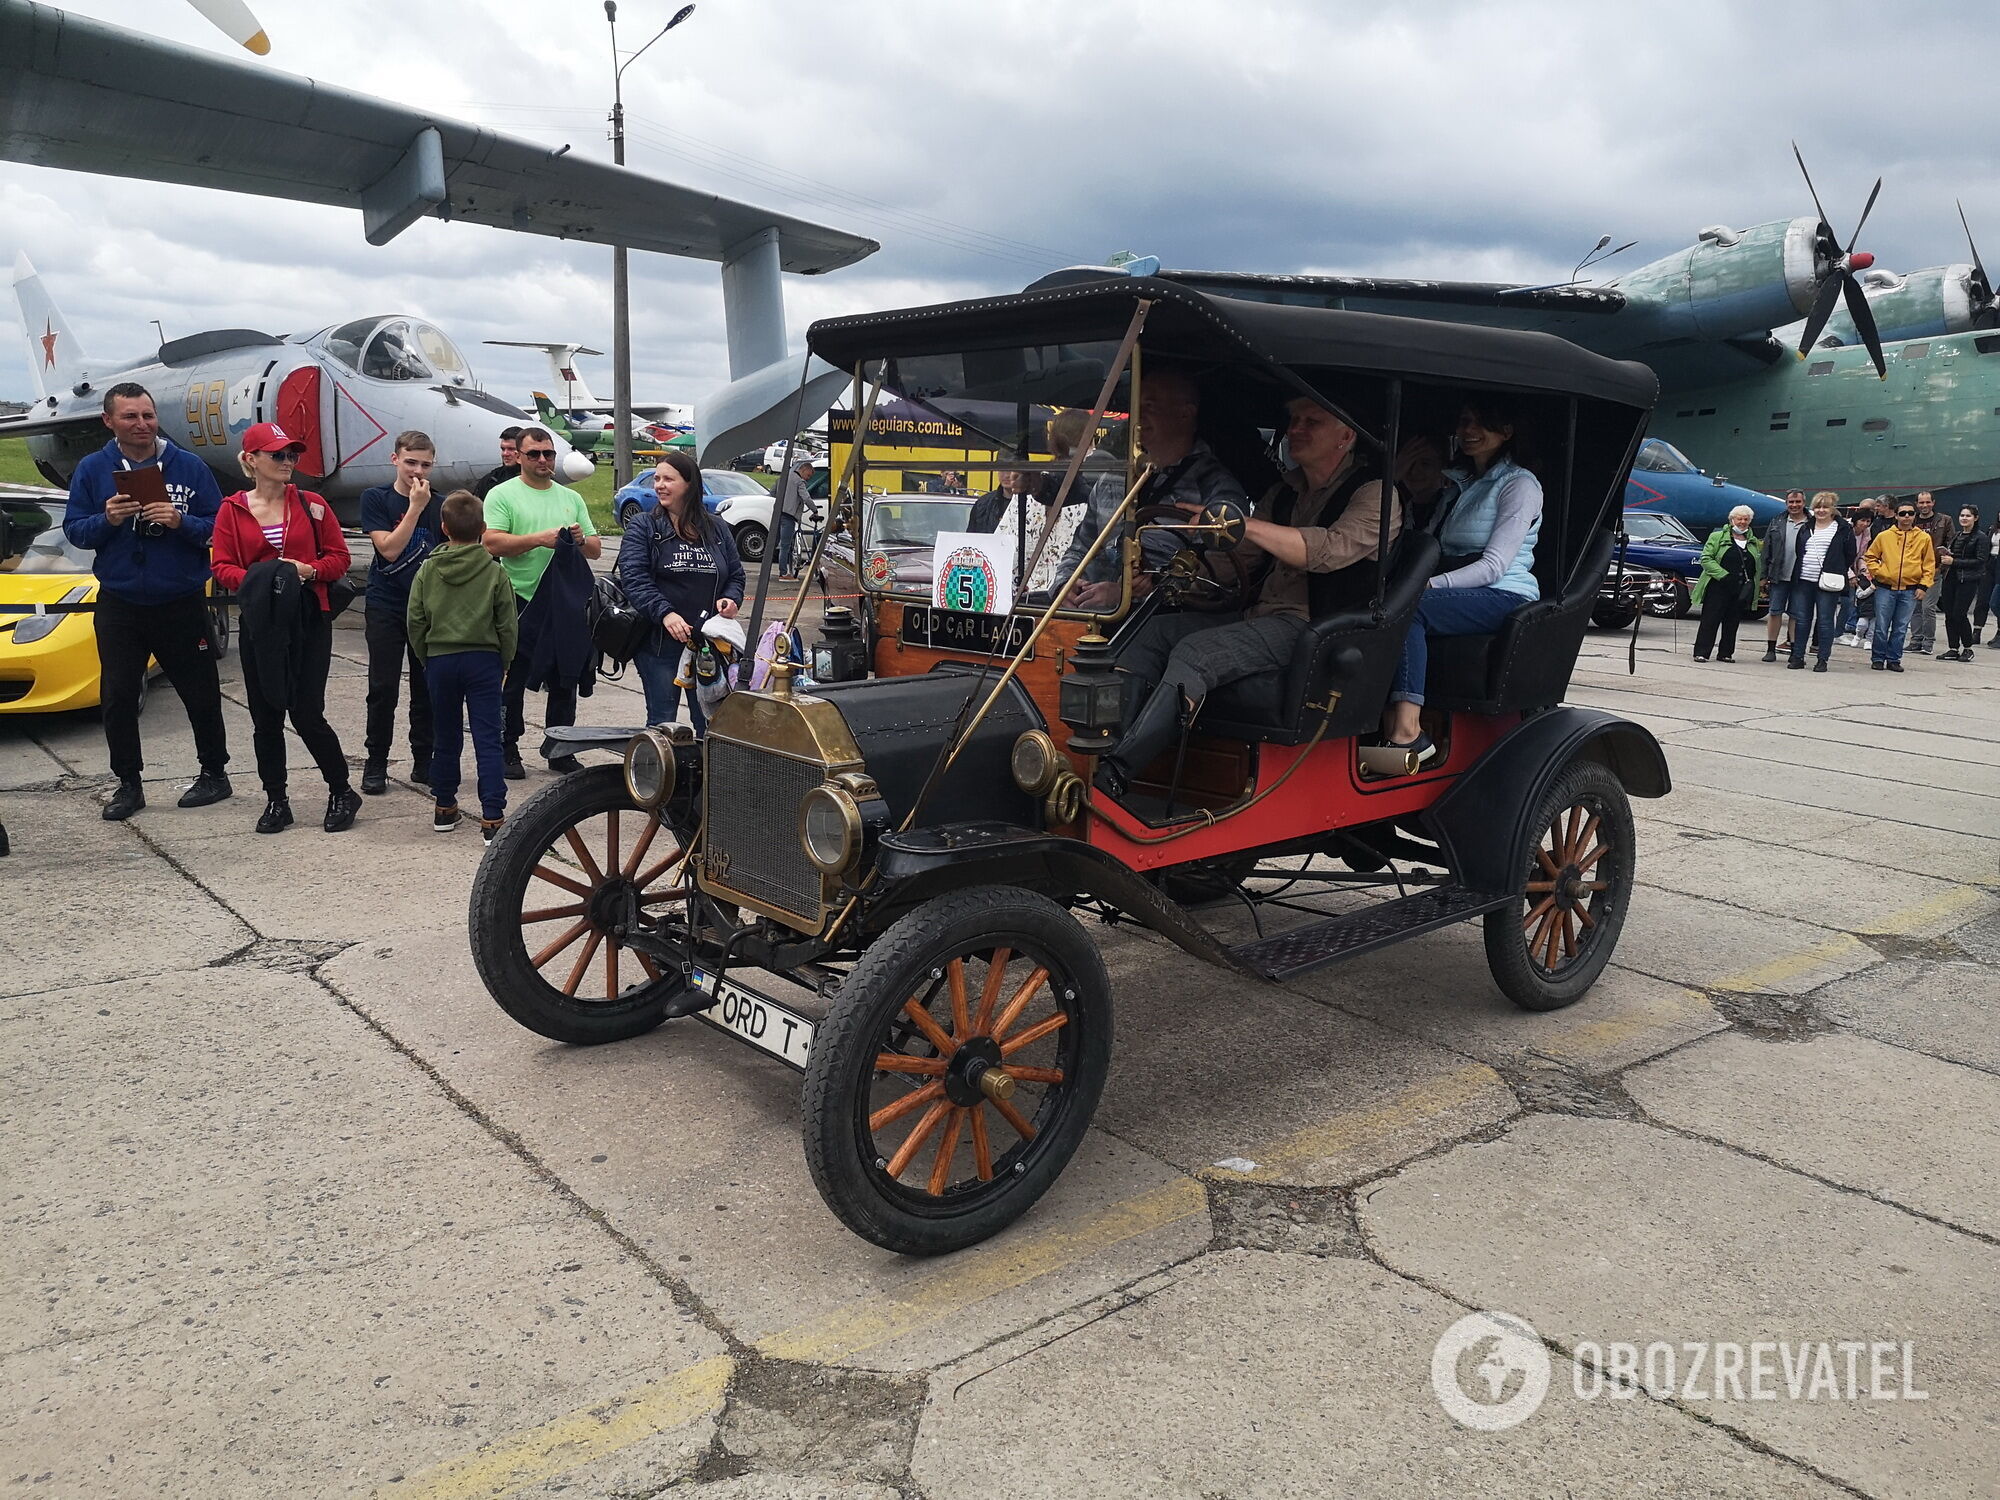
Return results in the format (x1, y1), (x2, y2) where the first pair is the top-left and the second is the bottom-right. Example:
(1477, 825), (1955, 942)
(930, 531), (1014, 616)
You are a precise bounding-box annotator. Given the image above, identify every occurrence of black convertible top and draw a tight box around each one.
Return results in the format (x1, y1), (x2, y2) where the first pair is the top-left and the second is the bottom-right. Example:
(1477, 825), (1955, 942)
(808, 276), (1658, 411)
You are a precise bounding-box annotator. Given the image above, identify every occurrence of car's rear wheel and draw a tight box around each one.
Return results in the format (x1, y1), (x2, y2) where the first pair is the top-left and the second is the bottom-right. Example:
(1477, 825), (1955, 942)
(733, 521), (768, 562)
(617, 499), (643, 530)
(1483, 758), (1635, 1012)
(207, 596), (231, 660)
(469, 764), (694, 1043)
(803, 887), (1111, 1255)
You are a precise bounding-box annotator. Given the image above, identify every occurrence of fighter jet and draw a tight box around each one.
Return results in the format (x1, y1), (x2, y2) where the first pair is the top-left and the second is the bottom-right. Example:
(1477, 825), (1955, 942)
(4, 255), (596, 522)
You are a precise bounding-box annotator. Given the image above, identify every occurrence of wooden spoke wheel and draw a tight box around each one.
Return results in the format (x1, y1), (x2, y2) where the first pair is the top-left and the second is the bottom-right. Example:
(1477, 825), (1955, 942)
(1483, 758), (1635, 1012)
(469, 764), (695, 1044)
(803, 886), (1112, 1255)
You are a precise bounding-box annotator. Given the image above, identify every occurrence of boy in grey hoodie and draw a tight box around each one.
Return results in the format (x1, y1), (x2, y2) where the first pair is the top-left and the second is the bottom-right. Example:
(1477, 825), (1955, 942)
(408, 491), (519, 839)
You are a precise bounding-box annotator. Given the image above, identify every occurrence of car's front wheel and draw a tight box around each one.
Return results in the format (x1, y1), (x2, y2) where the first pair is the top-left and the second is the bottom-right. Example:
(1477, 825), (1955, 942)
(1646, 578), (1691, 618)
(617, 499), (643, 530)
(733, 521), (768, 562)
(468, 765), (695, 1043)
(802, 886), (1112, 1255)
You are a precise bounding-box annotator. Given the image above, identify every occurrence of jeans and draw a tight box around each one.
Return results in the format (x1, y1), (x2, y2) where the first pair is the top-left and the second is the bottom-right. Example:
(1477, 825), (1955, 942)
(93, 588), (230, 782)
(1910, 591), (1939, 652)
(501, 597), (576, 757)
(1871, 587), (1917, 664)
(1788, 587), (1844, 665)
(239, 605), (349, 798)
(774, 512), (798, 575)
(363, 599), (432, 765)
(1391, 586), (1532, 705)
(425, 650), (507, 820)
(633, 641), (708, 733)
(1766, 579), (1798, 628)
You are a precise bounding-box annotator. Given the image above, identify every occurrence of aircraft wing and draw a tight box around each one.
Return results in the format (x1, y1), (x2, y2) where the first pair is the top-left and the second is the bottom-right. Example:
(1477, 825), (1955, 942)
(0, 0), (878, 272)
(0, 405), (97, 441)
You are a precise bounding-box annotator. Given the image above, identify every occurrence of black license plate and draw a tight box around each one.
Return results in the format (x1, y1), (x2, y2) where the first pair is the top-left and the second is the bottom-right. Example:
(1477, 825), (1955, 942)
(899, 605), (1034, 659)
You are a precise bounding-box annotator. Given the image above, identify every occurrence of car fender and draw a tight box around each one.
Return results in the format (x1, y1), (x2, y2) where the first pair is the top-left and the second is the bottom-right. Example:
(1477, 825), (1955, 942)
(1422, 707), (1670, 895)
(871, 822), (1251, 973)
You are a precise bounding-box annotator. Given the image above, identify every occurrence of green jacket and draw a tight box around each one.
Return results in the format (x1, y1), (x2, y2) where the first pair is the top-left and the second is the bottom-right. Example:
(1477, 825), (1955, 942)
(407, 542), (519, 663)
(1690, 525), (1764, 611)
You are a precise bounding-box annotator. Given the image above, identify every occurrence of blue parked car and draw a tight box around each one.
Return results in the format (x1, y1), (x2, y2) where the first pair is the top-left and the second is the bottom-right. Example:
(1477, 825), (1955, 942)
(613, 467), (777, 559)
(1623, 438), (1782, 535)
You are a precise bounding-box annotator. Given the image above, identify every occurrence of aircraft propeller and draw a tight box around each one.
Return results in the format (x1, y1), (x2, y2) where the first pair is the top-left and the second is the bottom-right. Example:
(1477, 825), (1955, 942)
(1959, 200), (1997, 329)
(1791, 142), (1886, 378)
(185, 0), (270, 55)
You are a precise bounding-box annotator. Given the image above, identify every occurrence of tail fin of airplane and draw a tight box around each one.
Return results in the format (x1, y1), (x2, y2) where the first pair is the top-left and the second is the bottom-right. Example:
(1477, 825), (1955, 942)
(12, 253), (91, 400)
(529, 391), (573, 437)
(484, 341), (603, 407)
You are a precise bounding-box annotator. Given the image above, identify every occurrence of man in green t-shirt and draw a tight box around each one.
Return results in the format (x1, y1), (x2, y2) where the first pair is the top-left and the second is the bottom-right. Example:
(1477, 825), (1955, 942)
(482, 426), (602, 776)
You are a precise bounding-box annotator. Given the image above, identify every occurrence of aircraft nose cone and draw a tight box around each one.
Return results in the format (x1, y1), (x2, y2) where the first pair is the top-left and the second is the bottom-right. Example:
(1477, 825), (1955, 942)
(559, 451), (596, 484)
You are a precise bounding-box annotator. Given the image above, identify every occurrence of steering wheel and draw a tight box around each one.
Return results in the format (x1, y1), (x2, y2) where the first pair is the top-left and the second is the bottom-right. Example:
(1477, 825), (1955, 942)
(1134, 499), (1248, 552)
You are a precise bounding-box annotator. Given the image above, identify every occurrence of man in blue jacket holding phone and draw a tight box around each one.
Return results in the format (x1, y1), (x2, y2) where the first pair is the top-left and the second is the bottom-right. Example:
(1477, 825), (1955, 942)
(62, 382), (233, 820)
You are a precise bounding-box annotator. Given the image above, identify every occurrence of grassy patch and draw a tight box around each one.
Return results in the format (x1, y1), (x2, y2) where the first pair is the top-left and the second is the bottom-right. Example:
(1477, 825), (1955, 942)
(0, 437), (49, 487)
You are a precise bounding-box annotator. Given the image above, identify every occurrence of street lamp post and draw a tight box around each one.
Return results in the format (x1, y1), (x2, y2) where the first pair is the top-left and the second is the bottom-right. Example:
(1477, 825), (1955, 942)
(605, 1), (695, 490)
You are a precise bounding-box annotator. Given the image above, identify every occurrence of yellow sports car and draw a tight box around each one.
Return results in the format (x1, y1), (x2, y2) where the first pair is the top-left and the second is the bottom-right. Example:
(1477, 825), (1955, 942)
(0, 495), (228, 714)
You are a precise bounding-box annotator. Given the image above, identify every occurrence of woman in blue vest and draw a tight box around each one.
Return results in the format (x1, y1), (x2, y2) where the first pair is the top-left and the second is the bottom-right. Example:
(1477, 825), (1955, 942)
(616, 452), (745, 733)
(1382, 400), (1542, 765)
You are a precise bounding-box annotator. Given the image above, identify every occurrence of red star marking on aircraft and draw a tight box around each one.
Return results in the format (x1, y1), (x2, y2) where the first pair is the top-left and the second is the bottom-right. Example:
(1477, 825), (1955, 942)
(41, 320), (58, 367)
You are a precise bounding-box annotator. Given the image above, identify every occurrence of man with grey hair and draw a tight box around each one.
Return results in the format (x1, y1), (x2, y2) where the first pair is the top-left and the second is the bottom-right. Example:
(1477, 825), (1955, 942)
(1760, 490), (1808, 661)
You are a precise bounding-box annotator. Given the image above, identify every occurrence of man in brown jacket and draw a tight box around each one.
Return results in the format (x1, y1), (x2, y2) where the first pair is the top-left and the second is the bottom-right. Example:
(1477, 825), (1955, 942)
(1908, 491), (1956, 654)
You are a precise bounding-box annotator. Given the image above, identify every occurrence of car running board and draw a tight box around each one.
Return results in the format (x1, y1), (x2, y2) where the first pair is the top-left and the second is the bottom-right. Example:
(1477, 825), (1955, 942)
(1230, 885), (1512, 982)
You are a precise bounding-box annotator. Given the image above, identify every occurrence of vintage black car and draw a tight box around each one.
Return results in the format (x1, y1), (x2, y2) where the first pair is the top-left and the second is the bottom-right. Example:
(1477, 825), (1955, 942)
(470, 278), (1670, 1255)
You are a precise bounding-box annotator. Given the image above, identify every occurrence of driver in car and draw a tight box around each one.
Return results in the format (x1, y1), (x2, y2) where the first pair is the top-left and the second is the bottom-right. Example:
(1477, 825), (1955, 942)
(1057, 365), (1246, 612)
(1094, 397), (1398, 801)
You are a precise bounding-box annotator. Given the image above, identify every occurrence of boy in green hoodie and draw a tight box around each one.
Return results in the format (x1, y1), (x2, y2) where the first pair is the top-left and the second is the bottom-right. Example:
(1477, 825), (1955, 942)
(408, 491), (519, 839)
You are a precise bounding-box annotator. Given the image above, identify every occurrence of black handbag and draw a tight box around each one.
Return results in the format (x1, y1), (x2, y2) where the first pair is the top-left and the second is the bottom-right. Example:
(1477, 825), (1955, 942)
(588, 571), (649, 666)
(325, 574), (359, 619)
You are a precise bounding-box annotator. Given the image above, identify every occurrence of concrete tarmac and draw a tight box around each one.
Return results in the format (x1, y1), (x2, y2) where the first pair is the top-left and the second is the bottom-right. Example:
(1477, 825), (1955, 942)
(3, 609), (1996, 1498)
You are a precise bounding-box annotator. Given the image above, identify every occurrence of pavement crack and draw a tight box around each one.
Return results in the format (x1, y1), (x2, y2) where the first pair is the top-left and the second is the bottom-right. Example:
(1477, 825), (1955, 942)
(309, 966), (751, 1360)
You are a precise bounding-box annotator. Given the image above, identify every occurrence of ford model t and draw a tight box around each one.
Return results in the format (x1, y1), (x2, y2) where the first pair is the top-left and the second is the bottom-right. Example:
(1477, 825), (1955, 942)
(469, 278), (1669, 1255)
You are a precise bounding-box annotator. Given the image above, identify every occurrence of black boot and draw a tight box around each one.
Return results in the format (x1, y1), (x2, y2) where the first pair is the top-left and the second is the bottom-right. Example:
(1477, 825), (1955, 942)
(1092, 683), (1187, 802)
(360, 760), (388, 795)
(323, 785), (362, 833)
(103, 780), (146, 821)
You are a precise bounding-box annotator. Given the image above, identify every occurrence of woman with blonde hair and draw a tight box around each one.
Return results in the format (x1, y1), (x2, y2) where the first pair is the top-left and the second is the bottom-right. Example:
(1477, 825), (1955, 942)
(1784, 492), (1859, 672)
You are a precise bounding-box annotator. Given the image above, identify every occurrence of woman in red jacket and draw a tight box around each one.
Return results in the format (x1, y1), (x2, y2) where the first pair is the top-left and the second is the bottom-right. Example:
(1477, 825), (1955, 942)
(211, 423), (361, 834)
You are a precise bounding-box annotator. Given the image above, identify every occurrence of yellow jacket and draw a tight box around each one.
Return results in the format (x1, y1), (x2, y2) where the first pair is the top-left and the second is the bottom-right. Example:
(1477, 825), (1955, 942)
(1863, 525), (1936, 591)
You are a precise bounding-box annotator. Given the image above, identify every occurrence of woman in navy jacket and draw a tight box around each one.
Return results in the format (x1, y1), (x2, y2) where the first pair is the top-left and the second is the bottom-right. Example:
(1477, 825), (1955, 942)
(616, 453), (745, 732)
(1785, 491), (1860, 672)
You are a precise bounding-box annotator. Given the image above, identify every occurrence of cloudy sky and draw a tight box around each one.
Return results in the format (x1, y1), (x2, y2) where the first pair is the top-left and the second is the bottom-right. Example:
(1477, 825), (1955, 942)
(4, 0), (1995, 410)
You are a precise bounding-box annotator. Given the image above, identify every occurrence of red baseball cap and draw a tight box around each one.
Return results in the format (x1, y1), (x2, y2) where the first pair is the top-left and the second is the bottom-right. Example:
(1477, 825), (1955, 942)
(241, 422), (305, 455)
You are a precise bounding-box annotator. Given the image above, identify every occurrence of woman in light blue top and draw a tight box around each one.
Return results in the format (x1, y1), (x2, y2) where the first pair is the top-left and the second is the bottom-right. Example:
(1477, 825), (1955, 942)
(1382, 400), (1543, 764)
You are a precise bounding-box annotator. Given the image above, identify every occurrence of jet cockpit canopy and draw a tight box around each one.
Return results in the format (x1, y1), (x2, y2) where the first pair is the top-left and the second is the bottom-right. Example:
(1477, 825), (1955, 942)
(320, 317), (474, 386)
